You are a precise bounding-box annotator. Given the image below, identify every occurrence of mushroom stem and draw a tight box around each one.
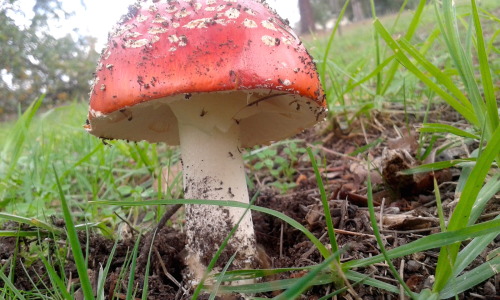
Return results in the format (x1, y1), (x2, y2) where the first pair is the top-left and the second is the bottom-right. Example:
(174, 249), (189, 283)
(169, 99), (257, 282)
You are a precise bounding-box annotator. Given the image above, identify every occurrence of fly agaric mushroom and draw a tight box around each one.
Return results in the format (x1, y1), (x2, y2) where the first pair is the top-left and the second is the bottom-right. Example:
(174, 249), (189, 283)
(86, 0), (326, 283)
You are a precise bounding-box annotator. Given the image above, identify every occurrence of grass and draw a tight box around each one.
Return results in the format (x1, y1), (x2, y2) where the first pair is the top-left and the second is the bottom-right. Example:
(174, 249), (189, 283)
(1, 0), (499, 298)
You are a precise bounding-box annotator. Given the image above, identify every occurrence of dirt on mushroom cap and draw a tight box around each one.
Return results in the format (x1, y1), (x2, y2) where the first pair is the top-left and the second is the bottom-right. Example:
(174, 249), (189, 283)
(87, 0), (326, 146)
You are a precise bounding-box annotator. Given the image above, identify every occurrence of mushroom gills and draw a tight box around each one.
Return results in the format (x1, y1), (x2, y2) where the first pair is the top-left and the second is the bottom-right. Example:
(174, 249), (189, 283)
(87, 90), (324, 147)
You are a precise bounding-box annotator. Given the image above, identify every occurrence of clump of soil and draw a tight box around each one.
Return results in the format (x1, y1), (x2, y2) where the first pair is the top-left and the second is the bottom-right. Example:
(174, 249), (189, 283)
(1, 107), (498, 299)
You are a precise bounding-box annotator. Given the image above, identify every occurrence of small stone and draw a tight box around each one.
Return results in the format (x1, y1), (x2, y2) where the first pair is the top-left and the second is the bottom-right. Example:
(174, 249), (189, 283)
(406, 260), (421, 272)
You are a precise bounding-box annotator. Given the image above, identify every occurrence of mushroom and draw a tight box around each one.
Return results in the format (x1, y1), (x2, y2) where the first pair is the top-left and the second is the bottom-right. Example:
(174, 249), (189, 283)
(85, 0), (326, 283)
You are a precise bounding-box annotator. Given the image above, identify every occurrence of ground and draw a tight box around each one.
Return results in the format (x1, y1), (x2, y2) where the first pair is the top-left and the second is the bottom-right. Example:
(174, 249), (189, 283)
(1, 102), (498, 299)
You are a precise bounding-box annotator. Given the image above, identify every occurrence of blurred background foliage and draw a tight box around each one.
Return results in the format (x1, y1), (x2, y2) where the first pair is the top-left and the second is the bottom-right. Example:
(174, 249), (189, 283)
(0, 0), (99, 117)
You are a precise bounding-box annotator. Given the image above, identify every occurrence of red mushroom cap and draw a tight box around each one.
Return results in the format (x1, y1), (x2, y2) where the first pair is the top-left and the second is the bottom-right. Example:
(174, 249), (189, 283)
(87, 0), (326, 146)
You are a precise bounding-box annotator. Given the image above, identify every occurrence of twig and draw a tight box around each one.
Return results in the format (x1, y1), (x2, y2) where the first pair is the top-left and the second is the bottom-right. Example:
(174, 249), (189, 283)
(114, 212), (142, 235)
(154, 247), (187, 293)
(279, 222), (284, 259)
(399, 259), (405, 300)
(359, 117), (369, 145)
(333, 229), (376, 239)
(137, 204), (183, 269)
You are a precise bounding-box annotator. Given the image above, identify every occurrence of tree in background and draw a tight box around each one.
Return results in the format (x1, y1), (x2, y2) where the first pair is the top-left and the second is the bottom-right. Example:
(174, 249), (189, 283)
(0, 0), (99, 116)
(298, 0), (315, 34)
(299, 0), (418, 34)
(351, 0), (365, 21)
(310, 0), (335, 31)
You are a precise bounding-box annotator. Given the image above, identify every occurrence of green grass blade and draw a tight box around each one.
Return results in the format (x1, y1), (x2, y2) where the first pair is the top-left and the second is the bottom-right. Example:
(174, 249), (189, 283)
(90, 199), (330, 259)
(441, 255), (500, 298)
(126, 234), (141, 300)
(0, 96), (44, 184)
(210, 266), (317, 282)
(446, 127), (500, 228)
(318, 273), (374, 300)
(209, 252), (237, 300)
(381, 0), (427, 95)
(434, 178), (446, 232)
(0, 265), (26, 300)
(373, 20), (478, 126)
(419, 123), (480, 140)
(345, 55), (395, 94)
(214, 273), (336, 294)
(308, 148), (338, 259)
(469, 173), (500, 225)
(396, 37), (472, 109)
(39, 255), (72, 300)
(344, 218), (500, 269)
(437, 0), (490, 138)
(319, 0), (350, 86)
(349, 138), (384, 156)
(471, 0), (499, 131)
(434, 126), (500, 292)
(345, 270), (400, 294)
(399, 159), (476, 175)
(451, 215), (500, 281)
(370, 0), (382, 94)
(54, 167), (94, 300)
(0, 213), (62, 234)
(275, 252), (341, 300)
(97, 240), (118, 300)
(141, 230), (155, 300)
(194, 194), (258, 299)
(0, 231), (43, 237)
(366, 170), (415, 298)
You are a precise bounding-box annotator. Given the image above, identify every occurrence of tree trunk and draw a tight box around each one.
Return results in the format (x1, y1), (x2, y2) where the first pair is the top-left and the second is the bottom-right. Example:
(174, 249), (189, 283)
(331, 0), (340, 12)
(298, 0), (315, 34)
(352, 0), (365, 22)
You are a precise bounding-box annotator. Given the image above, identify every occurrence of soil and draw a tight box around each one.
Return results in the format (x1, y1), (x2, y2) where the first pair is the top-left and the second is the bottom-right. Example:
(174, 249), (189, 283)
(1, 105), (499, 299)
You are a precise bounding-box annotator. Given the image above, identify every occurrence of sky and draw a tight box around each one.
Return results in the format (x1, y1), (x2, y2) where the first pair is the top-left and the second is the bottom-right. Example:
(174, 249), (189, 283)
(71, 0), (300, 51)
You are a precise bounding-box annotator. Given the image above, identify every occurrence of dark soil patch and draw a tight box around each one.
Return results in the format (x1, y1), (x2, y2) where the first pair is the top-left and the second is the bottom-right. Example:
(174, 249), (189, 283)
(1, 107), (498, 299)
